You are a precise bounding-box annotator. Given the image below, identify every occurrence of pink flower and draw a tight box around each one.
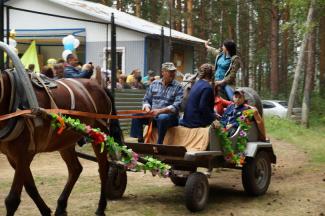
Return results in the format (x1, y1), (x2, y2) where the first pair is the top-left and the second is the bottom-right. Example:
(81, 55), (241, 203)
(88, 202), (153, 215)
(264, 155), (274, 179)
(239, 130), (247, 137)
(132, 152), (139, 161)
(239, 115), (245, 121)
(85, 125), (92, 133)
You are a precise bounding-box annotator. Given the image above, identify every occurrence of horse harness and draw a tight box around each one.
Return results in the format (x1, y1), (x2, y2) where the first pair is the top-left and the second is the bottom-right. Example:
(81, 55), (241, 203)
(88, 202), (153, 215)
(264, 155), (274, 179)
(0, 70), (26, 142)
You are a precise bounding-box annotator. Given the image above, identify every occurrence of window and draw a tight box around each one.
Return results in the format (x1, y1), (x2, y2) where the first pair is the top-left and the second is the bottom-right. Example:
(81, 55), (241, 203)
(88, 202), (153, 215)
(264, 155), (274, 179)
(103, 47), (125, 73)
(262, 101), (276, 109)
(278, 101), (288, 108)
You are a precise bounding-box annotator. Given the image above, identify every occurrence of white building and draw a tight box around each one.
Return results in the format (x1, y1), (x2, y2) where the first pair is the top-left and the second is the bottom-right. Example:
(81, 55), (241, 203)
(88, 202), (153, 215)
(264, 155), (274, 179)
(3, 0), (205, 76)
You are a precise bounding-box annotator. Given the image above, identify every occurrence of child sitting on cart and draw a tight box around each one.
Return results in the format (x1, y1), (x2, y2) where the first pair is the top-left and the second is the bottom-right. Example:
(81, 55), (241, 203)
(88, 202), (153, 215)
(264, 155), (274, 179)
(212, 89), (248, 136)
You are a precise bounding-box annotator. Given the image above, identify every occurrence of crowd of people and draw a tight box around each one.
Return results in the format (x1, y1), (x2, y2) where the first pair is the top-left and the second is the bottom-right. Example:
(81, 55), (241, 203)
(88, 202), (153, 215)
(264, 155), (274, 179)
(29, 54), (158, 90)
(27, 38), (252, 145)
(130, 39), (252, 145)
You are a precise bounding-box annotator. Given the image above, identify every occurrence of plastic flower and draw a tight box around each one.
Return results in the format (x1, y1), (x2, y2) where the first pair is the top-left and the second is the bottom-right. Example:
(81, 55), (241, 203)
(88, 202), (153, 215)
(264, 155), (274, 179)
(89, 130), (105, 145)
(85, 125), (92, 133)
(56, 116), (66, 135)
(239, 130), (247, 137)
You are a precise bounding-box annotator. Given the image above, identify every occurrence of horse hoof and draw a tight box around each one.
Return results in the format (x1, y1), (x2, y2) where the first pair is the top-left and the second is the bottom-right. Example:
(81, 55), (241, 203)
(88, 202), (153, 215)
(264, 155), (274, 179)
(41, 208), (52, 216)
(54, 209), (67, 216)
(95, 210), (105, 216)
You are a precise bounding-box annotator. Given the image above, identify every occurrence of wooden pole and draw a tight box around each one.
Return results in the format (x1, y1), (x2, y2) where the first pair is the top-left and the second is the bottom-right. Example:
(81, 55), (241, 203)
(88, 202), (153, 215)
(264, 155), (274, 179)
(111, 13), (116, 96)
(0, 0), (4, 70)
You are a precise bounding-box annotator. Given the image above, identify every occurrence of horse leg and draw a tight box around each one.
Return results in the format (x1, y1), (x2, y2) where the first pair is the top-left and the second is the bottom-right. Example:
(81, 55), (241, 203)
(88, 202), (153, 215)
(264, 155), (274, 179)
(6, 156), (52, 216)
(92, 144), (109, 216)
(55, 147), (83, 216)
(4, 156), (30, 216)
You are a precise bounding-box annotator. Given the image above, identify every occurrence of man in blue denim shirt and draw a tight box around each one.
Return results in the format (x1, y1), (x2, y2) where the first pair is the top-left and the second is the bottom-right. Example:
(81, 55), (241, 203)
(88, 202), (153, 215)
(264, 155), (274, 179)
(130, 62), (183, 144)
(64, 54), (93, 78)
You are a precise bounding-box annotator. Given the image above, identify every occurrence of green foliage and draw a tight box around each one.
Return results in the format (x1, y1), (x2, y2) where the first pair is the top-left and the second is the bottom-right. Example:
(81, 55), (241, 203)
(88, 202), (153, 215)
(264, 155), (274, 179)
(49, 114), (171, 177)
(216, 109), (255, 166)
(265, 96), (325, 164)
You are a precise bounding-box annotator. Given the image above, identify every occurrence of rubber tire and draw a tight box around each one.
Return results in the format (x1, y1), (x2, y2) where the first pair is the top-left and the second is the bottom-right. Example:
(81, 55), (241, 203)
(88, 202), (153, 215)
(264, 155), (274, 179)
(106, 167), (127, 200)
(185, 172), (209, 212)
(170, 175), (187, 187)
(242, 151), (271, 196)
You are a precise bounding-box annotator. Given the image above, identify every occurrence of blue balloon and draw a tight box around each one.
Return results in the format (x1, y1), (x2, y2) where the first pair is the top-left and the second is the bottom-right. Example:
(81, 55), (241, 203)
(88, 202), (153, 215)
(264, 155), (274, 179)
(64, 43), (74, 51)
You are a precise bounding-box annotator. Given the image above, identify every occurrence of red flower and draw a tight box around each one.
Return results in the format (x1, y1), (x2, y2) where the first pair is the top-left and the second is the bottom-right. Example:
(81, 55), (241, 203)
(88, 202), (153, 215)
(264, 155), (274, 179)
(89, 130), (105, 145)
(56, 116), (66, 135)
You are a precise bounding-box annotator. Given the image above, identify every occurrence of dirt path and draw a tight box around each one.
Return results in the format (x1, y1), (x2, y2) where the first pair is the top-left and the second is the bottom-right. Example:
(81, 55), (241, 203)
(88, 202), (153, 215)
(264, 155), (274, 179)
(0, 138), (324, 216)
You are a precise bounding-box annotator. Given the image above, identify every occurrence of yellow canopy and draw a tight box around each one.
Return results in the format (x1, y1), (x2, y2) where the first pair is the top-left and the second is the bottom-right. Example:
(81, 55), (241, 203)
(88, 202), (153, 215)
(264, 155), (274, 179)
(20, 40), (40, 73)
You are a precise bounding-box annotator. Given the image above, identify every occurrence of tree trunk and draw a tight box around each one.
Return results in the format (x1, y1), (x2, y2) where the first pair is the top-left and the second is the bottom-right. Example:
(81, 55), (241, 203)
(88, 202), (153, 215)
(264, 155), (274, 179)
(281, 6), (289, 96)
(175, 0), (182, 31)
(256, 0), (265, 93)
(184, 0), (188, 33)
(199, 0), (206, 39)
(186, 0), (193, 35)
(320, 13), (325, 98)
(248, 1), (255, 89)
(301, 27), (316, 127)
(236, 0), (240, 46)
(116, 0), (123, 11)
(219, 8), (224, 45)
(150, 0), (158, 23)
(270, 2), (279, 96)
(135, 0), (141, 17)
(101, 0), (113, 6)
(287, 0), (316, 118)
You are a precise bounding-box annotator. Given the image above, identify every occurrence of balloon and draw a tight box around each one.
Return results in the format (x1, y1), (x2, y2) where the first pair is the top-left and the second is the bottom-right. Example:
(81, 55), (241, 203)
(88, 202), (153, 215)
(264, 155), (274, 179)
(9, 38), (17, 48)
(62, 50), (72, 61)
(62, 35), (75, 45)
(73, 38), (80, 49)
(64, 42), (74, 51)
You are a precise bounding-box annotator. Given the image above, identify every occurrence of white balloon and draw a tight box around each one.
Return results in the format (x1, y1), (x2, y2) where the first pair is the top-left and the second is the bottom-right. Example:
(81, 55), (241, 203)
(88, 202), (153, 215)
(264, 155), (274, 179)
(9, 38), (17, 48)
(63, 35), (75, 45)
(62, 49), (72, 61)
(73, 38), (80, 49)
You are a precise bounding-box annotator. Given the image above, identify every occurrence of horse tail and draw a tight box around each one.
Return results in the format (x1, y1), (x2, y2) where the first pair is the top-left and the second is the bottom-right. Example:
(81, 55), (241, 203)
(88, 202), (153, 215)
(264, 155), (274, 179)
(104, 88), (124, 144)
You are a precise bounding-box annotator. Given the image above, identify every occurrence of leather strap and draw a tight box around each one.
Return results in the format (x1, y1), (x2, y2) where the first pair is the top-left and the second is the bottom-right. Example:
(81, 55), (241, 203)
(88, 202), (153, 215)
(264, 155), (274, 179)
(33, 74), (58, 109)
(66, 78), (98, 113)
(5, 70), (16, 112)
(0, 71), (4, 103)
(56, 80), (76, 110)
(0, 109), (153, 121)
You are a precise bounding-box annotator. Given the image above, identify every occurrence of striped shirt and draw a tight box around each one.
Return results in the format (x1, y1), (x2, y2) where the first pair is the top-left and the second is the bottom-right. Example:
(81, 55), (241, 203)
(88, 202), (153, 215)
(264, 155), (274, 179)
(143, 79), (183, 113)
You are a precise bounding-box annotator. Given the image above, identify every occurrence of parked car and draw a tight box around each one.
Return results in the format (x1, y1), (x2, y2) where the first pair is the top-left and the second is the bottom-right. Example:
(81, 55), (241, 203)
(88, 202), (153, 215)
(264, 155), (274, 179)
(262, 100), (301, 118)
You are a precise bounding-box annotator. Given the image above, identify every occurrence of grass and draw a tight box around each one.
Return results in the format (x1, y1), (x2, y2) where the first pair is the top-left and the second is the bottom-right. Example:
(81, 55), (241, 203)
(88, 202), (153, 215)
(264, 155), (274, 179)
(264, 95), (325, 164)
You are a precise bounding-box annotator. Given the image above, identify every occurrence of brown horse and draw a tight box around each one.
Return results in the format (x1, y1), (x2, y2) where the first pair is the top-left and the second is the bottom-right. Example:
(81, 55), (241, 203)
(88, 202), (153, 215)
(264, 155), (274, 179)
(0, 70), (123, 216)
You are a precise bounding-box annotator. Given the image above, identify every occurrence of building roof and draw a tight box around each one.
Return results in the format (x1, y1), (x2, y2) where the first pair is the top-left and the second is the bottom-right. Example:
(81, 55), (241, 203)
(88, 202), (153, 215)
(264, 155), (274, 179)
(49, 0), (205, 44)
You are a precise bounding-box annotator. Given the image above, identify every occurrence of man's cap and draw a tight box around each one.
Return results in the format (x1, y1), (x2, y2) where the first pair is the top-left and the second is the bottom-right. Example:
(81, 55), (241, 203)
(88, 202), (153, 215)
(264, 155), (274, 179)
(234, 89), (245, 97)
(147, 70), (155, 76)
(162, 62), (177, 71)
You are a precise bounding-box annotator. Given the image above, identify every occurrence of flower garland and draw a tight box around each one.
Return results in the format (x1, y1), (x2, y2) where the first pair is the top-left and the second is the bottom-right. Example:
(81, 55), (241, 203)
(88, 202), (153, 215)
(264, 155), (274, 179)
(215, 109), (255, 167)
(49, 113), (171, 177)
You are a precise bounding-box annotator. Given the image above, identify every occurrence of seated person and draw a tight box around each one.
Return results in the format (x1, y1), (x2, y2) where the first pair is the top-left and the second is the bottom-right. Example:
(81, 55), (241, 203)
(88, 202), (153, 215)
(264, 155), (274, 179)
(180, 63), (216, 128)
(213, 89), (248, 136)
(64, 54), (93, 78)
(142, 70), (155, 86)
(130, 62), (183, 144)
(214, 85), (232, 117)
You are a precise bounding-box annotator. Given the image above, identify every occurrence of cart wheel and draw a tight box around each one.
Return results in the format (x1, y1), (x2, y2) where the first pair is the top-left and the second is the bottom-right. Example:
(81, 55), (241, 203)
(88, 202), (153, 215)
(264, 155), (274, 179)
(185, 172), (209, 212)
(242, 151), (271, 196)
(170, 175), (187, 186)
(106, 166), (127, 200)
